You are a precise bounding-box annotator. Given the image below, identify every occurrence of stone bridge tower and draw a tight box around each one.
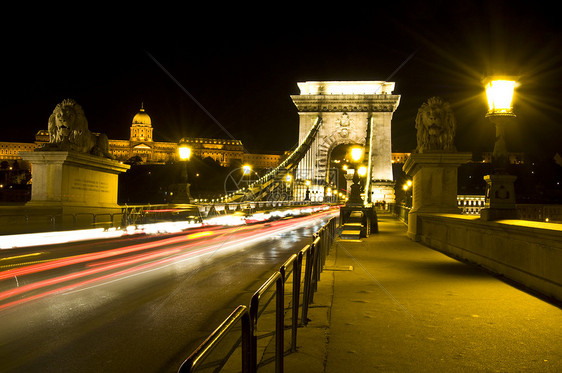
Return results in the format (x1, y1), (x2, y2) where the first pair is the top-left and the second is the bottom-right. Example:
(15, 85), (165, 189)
(291, 81), (401, 203)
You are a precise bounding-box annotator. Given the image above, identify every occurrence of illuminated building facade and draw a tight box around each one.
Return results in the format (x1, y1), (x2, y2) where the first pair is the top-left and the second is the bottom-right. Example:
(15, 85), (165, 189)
(106, 105), (284, 168)
(3, 105), (284, 170)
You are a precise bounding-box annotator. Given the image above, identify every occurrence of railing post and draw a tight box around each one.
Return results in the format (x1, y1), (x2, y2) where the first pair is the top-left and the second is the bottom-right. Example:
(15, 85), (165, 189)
(310, 236), (321, 301)
(249, 296), (258, 373)
(241, 311), (252, 373)
(275, 276), (284, 373)
(291, 252), (302, 352)
(301, 245), (313, 325)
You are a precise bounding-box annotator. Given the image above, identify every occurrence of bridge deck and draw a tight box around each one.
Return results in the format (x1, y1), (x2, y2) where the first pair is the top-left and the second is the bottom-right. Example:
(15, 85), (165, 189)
(276, 212), (562, 372)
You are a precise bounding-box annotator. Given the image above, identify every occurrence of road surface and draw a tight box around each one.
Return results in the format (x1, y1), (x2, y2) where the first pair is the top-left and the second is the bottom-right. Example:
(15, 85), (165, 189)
(0, 208), (337, 372)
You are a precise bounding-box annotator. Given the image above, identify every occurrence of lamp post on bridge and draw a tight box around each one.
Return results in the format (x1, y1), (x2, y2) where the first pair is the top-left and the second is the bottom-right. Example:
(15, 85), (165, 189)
(480, 76), (520, 221)
(304, 179), (311, 201)
(402, 180), (412, 208)
(347, 146), (364, 205)
(285, 174), (293, 201)
(171, 139), (192, 204)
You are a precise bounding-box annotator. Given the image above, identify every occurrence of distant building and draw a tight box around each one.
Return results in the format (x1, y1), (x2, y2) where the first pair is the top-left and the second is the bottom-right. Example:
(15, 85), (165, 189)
(391, 153), (410, 164)
(108, 105), (284, 168)
(457, 195), (486, 215)
(6, 104), (285, 170)
(0, 142), (36, 162)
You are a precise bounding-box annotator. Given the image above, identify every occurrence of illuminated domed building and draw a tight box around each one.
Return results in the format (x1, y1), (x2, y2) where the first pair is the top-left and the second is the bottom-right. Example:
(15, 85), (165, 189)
(130, 104), (153, 142)
(108, 104), (176, 163)
(106, 104), (282, 168)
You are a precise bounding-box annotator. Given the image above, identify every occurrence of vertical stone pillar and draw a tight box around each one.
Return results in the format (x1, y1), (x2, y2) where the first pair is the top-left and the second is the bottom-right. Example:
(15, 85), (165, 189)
(403, 152), (472, 240)
(480, 174), (519, 220)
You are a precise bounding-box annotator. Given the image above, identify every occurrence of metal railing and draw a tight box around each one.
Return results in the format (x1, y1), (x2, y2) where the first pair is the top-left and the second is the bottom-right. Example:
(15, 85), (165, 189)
(0, 212), (127, 235)
(389, 203), (410, 224)
(178, 216), (337, 373)
(0, 204), (201, 235)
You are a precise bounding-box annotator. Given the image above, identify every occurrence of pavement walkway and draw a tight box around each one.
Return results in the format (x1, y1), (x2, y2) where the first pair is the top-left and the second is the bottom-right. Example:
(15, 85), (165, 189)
(282, 212), (562, 372)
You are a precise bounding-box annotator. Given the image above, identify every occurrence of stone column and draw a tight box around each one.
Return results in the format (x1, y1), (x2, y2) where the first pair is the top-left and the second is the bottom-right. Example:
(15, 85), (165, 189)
(403, 152), (472, 240)
(480, 174), (519, 220)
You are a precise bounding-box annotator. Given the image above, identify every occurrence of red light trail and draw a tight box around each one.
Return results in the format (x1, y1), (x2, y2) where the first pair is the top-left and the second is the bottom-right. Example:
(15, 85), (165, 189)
(0, 208), (338, 311)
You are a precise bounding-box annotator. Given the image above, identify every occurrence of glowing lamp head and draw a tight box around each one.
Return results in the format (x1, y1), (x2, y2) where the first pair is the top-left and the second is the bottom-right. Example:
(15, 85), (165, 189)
(305, 180), (311, 186)
(178, 142), (191, 160)
(243, 164), (251, 175)
(285, 174), (292, 182)
(358, 166), (367, 177)
(351, 147), (363, 162)
(484, 77), (518, 115)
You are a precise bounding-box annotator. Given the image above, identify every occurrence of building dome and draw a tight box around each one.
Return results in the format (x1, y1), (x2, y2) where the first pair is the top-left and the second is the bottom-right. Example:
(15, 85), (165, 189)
(130, 103), (154, 143)
(132, 104), (151, 126)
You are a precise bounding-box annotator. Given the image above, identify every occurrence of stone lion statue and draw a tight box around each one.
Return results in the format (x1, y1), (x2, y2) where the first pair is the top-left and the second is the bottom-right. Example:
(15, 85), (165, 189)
(38, 99), (113, 158)
(414, 97), (456, 153)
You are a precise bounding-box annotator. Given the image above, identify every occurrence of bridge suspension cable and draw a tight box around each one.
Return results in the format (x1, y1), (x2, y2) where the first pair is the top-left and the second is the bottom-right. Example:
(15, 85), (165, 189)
(225, 116), (323, 202)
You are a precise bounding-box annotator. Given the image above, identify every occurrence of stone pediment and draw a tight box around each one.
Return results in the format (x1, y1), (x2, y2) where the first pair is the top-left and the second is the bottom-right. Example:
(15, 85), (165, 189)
(133, 143), (153, 149)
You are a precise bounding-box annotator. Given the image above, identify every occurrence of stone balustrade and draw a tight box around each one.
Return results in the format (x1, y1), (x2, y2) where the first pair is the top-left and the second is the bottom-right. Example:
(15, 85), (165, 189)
(413, 213), (562, 303)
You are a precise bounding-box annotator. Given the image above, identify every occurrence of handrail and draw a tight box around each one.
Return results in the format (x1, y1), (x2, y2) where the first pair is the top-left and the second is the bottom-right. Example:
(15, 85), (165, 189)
(177, 216), (337, 373)
(249, 271), (284, 372)
(178, 305), (251, 373)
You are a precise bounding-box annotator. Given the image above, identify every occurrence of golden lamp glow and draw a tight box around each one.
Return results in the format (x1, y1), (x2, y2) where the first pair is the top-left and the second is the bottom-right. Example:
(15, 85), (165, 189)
(178, 144), (191, 160)
(243, 164), (252, 175)
(285, 174), (292, 182)
(358, 166), (367, 176)
(351, 147), (363, 162)
(484, 77), (518, 114)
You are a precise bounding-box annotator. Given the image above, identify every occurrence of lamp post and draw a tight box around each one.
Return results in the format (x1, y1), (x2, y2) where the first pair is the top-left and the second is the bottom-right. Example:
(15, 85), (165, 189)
(480, 76), (519, 221)
(176, 139), (192, 203)
(285, 174), (292, 200)
(347, 146), (364, 205)
(243, 164), (252, 185)
(402, 180), (412, 208)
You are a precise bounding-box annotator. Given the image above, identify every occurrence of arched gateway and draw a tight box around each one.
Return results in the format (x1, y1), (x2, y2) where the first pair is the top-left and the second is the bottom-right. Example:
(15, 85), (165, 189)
(291, 81), (401, 203)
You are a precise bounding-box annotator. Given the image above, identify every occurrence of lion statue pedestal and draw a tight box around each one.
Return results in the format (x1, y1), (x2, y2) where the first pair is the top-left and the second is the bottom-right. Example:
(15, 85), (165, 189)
(19, 99), (130, 217)
(20, 150), (130, 215)
(403, 152), (472, 240)
(402, 97), (472, 241)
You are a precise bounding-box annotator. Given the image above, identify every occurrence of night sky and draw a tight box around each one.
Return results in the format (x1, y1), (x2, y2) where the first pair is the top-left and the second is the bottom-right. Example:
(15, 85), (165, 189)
(4, 1), (561, 161)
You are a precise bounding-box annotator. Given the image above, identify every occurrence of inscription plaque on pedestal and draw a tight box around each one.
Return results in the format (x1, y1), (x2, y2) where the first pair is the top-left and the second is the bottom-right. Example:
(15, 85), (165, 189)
(20, 151), (130, 214)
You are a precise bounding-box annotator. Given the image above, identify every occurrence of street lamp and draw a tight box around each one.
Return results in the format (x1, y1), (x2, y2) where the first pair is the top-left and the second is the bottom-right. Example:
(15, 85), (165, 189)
(402, 180), (412, 207)
(357, 166), (367, 177)
(351, 146), (363, 163)
(243, 163), (252, 185)
(481, 76), (519, 220)
(174, 139), (192, 203)
(178, 142), (191, 162)
(484, 77), (518, 172)
(285, 174), (292, 200)
(347, 146), (364, 205)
